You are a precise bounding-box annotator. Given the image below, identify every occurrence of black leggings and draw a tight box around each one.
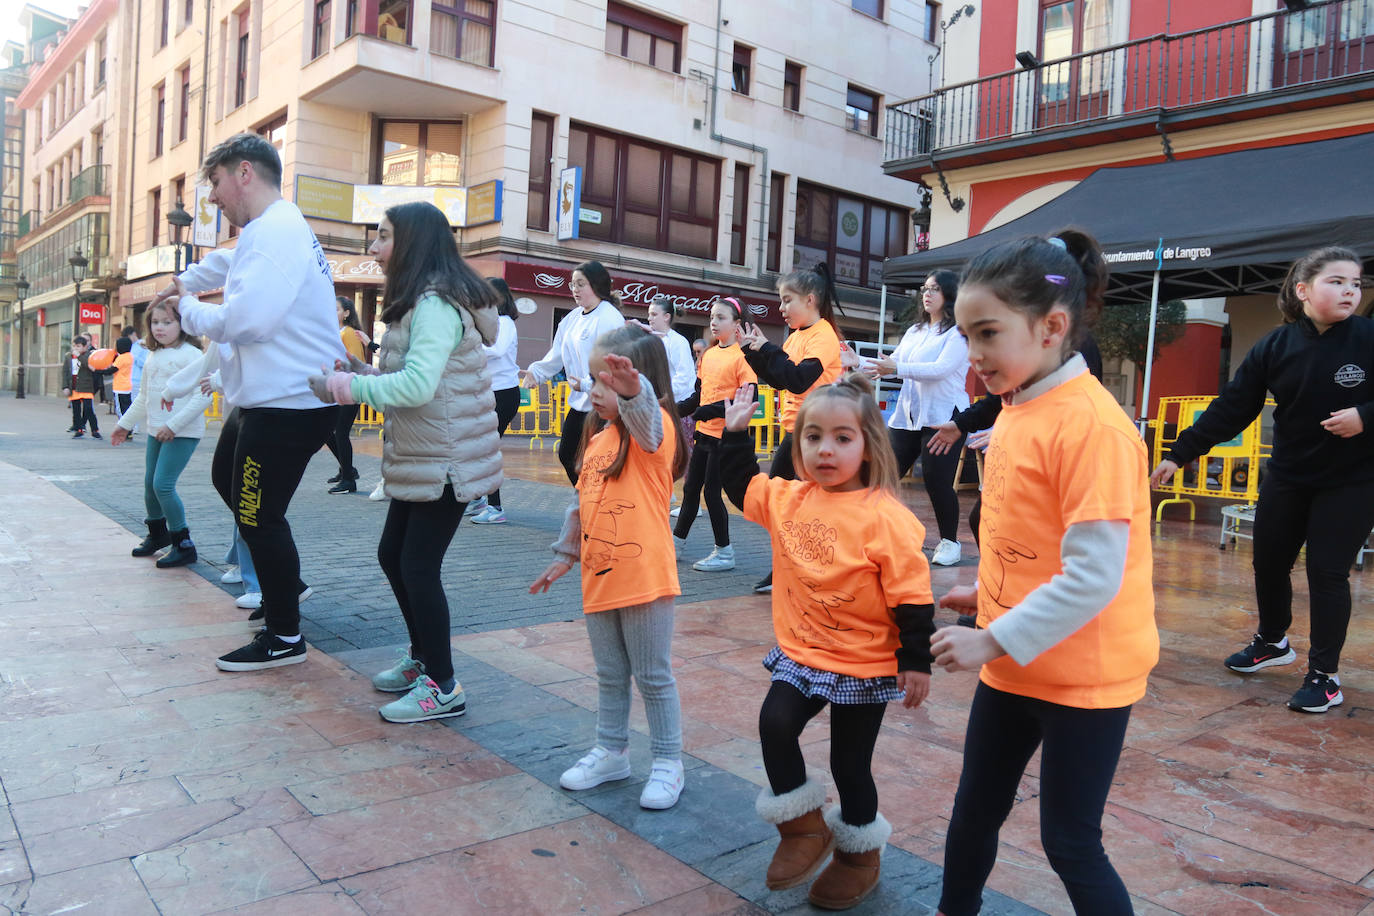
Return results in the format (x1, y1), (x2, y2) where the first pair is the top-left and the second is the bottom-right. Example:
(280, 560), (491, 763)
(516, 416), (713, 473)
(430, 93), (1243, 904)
(211, 406), (336, 637)
(558, 408), (589, 486)
(674, 432), (730, 547)
(1251, 474), (1374, 673)
(488, 386), (520, 508)
(324, 404), (359, 478)
(377, 484), (465, 685)
(770, 432), (796, 481)
(758, 681), (887, 825)
(71, 398), (98, 432)
(116, 392), (133, 416)
(940, 682), (1133, 916)
(890, 424), (964, 542)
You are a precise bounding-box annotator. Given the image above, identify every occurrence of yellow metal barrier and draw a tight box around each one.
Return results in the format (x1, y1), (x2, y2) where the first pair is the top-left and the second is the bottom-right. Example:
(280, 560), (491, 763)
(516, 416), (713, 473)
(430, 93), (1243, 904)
(204, 392), (223, 424)
(508, 381), (569, 448)
(1148, 395), (1275, 522)
(750, 384), (780, 457)
(354, 403), (384, 435)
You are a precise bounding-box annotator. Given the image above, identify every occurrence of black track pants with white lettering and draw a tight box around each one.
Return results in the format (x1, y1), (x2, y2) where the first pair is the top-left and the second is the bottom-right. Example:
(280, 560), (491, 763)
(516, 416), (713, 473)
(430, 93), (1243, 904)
(212, 406), (336, 638)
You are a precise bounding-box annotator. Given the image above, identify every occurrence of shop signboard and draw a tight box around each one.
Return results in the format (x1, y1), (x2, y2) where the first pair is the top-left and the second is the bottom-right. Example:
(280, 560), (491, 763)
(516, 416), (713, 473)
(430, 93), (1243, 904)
(295, 176), (355, 223)
(79, 302), (106, 325)
(556, 167), (581, 240)
(193, 184), (221, 246)
(464, 179), (503, 227)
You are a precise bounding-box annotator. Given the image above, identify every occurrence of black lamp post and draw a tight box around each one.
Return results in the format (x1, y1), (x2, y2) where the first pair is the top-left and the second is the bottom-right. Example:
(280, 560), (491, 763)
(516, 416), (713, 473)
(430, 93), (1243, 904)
(167, 199), (193, 274)
(69, 247), (89, 343)
(15, 274), (29, 399)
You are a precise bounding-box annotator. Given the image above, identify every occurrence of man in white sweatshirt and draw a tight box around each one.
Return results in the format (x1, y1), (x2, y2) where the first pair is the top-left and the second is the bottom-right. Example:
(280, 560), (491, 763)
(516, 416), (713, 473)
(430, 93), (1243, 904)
(158, 133), (344, 672)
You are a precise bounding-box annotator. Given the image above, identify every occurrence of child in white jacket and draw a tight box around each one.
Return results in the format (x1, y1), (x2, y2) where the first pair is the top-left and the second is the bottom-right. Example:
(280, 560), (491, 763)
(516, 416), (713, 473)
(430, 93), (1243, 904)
(112, 299), (211, 568)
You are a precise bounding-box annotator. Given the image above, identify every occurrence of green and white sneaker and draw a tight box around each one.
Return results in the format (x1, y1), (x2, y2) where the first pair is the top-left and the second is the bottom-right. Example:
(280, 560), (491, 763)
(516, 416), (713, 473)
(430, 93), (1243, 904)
(379, 676), (467, 723)
(372, 651), (425, 693)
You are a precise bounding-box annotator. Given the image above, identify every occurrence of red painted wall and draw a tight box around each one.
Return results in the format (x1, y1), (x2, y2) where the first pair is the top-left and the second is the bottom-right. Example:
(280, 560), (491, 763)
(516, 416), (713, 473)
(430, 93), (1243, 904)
(1129, 0), (1257, 37)
(1139, 323), (1223, 418)
(977, 0), (1020, 79)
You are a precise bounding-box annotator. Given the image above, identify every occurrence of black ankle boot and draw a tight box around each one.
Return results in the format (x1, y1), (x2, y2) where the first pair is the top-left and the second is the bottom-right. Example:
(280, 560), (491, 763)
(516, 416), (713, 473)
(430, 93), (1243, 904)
(132, 519), (171, 557)
(157, 528), (197, 568)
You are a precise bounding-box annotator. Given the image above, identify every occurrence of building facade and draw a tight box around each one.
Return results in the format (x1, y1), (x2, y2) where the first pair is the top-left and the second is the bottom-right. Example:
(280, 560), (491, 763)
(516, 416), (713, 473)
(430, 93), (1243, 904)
(883, 0), (1374, 415)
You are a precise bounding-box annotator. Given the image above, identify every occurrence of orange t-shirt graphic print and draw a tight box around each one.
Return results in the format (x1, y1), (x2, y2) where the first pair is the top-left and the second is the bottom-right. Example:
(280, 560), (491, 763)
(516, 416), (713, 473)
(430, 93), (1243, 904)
(779, 321), (844, 433)
(697, 343), (756, 438)
(576, 408), (681, 614)
(975, 371), (1158, 709)
(744, 476), (932, 678)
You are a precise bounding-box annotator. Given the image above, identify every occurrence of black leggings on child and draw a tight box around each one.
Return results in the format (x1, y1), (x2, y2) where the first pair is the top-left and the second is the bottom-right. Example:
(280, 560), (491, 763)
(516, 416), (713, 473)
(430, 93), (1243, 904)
(558, 408), (588, 486)
(673, 432), (729, 546)
(324, 404), (359, 478)
(71, 398), (98, 433)
(939, 682), (1133, 916)
(758, 681), (887, 825)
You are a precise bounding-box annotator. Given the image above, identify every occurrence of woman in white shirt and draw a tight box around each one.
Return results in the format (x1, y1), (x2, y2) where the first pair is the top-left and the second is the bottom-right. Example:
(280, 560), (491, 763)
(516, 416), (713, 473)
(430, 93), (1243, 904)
(470, 278), (521, 524)
(519, 260), (625, 484)
(865, 269), (970, 566)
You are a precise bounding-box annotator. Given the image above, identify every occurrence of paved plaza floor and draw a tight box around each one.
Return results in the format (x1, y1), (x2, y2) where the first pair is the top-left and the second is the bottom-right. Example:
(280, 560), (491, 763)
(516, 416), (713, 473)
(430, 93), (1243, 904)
(0, 396), (1371, 915)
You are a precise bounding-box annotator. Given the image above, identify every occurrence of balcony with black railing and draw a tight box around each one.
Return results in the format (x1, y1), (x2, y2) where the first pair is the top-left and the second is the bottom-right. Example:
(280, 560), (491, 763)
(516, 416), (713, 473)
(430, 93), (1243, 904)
(885, 0), (1374, 176)
(68, 164), (109, 204)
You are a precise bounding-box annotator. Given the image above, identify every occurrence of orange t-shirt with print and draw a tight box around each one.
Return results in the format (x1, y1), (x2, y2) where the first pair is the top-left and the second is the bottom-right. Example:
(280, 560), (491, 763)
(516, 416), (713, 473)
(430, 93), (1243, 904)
(743, 476), (932, 678)
(112, 353), (133, 393)
(696, 343), (757, 439)
(976, 370), (1158, 708)
(779, 320), (844, 433)
(577, 407), (681, 614)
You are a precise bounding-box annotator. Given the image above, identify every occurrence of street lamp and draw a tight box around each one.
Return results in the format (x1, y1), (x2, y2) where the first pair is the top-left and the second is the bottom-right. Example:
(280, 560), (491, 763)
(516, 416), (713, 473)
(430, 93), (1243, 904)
(69, 247), (89, 344)
(15, 274), (29, 399)
(167, 198), (192, 273)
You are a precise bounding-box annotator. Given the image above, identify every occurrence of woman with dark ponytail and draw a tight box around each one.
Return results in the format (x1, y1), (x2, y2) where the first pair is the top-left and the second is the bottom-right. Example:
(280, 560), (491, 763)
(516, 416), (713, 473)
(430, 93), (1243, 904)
(1152, 245), (1371, 714)
(521, 260), (625, 484)
(738, 263), (846, 592)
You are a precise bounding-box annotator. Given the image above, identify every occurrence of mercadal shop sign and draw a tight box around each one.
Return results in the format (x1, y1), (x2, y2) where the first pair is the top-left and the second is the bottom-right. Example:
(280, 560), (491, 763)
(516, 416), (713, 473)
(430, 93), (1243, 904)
(503, 263), (782, 325)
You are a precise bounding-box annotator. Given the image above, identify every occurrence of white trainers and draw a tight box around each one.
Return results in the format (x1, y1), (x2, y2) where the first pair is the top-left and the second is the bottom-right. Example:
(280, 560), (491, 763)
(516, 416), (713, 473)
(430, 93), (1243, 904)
(559, 746), (632, 791)
(368, 481), (388, 501)
(668, 506), (703, 518)
(931, 538), (962, 567)
(463, 496), (488, 517)
(236, 591), (263, 610)
(220, 566), (242, 585)
(470, 505), (506, 525)
(639, 758), (685, 809)
(692, 545), (736, 572)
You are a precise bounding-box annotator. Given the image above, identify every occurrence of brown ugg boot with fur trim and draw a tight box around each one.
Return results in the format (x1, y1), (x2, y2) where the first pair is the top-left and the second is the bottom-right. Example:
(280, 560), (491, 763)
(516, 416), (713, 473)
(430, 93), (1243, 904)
(807, 809), (891, 910)
(756, 778), (835, 890)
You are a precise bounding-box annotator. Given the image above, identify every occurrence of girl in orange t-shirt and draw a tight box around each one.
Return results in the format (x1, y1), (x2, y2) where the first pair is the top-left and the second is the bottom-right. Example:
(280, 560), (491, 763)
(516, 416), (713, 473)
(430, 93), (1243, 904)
(738, 263), (846, 593)
(530, 325), (689, 810)
(930, 231), (1157, 916)
(716, 374), (934, 910)
(672, 297), (756, 572)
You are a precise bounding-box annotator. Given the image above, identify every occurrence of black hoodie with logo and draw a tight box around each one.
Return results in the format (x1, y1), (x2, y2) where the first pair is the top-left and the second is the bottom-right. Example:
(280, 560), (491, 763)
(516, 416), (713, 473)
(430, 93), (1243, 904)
(1166, 314), (1374, 486)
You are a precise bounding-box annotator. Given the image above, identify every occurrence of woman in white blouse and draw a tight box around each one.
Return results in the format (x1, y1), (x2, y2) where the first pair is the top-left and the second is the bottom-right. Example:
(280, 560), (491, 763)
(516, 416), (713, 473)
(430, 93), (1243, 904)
(865, 269), (970, 566)
(469, 278), (521, 524)
(519, 260), (625, 484)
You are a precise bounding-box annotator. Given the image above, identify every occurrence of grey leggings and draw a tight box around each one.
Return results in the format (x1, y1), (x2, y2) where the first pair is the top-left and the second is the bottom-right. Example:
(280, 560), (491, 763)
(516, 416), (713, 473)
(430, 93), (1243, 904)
(584, 597), (682, 760)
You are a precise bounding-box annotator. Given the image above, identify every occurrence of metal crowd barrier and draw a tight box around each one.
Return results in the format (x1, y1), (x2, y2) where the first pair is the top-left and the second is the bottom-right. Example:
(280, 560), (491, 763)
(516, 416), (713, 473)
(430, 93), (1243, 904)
(1148, 394), (1274, 522)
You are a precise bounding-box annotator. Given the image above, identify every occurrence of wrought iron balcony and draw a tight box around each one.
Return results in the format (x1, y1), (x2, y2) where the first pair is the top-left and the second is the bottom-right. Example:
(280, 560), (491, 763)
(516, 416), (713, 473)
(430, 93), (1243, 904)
(886, 0), (1374, 172)
(68, 164), (109, 204)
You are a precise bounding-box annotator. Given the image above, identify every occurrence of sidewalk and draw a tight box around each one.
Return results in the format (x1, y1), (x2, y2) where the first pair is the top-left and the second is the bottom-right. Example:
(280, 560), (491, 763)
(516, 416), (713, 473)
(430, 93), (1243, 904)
(2, 395), (1373, 915)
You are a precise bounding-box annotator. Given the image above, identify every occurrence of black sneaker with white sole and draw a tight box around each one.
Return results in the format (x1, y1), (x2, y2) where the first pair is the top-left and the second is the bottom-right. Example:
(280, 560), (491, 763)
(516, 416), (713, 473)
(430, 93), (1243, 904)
(1224, 634), (1297, 673)
(1288, 671), (1343, 713)
(754, 572), (773, 594)
(216, 630), (306, 671)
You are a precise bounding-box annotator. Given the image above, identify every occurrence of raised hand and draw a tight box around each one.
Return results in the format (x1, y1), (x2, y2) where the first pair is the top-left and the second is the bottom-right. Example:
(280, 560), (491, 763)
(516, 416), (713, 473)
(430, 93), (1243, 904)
(598, 353), (641, 398)
(930, 625), (1004, 672)
(738, 323), (767, 351)
(723, 384), (758, 432)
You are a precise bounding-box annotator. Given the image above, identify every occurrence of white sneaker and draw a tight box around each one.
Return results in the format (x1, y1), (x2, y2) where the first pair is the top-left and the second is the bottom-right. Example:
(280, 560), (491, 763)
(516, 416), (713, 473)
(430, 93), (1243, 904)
(368, 481), (388, 501)
(470, 505), (506, 525)
(668, 506), (704, 519)
(639, 758), (685, 809)
(464, 496), (488, 517)
(692, 545), (736, 572)
(673, 535), (687, 558)
(236, 591), (263, 610)
(220, 566), (242, 585)
(559, 746), (632, 791)
(931, 538), (962, 567)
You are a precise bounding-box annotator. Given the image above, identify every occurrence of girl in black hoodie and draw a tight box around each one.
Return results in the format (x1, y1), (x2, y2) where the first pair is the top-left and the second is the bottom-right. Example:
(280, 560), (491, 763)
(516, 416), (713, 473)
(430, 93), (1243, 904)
(1150, 247), (1370, 713)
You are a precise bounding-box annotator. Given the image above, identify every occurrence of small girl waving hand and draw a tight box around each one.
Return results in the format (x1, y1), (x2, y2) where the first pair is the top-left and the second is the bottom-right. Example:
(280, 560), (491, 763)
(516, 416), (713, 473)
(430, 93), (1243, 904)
(530, 325), (689, 810)
(716, 373), (934, 910)
(930, 231), (1157, 916)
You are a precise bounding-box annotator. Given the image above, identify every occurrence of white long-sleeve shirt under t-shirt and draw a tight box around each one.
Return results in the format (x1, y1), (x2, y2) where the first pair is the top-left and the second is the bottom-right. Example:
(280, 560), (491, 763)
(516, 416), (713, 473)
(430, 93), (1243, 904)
(176, 200), (344, 409)
(659, 328), (696, 402)
(886, 322), (970, 430)
(524, 299), (623, 412)
(483, 314), (519, 390)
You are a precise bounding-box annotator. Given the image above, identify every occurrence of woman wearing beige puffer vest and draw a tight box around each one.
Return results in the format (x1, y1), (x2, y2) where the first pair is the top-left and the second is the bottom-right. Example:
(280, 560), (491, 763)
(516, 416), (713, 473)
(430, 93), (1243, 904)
(310, 201), (503, 724)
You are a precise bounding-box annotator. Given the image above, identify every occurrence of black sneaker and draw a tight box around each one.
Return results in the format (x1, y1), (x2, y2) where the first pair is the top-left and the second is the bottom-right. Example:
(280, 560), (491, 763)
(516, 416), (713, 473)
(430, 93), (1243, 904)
(90, 430), (102, 439)
(1224, 635), (1297, 673)
(216, 630), (306, 671)
(72, 431), (84, 439)
(1288, 671), (1343, 713)
(754, 573), (773, 594)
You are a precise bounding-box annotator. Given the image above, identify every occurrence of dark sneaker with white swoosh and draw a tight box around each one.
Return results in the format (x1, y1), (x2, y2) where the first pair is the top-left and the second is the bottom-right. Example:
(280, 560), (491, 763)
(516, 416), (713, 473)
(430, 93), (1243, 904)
(216, 630), (307, 671)
(1224, 634), (1297, 673)
(1288, 671), (1343, 713)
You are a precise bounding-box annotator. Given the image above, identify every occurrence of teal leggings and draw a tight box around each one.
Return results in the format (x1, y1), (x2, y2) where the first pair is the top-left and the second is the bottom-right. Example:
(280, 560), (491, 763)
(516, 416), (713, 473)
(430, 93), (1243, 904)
(143, 436), (200, 531)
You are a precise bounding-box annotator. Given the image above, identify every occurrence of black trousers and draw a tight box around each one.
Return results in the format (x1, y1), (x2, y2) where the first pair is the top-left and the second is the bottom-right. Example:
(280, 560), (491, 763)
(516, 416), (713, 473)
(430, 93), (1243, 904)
(758, 681), (887, 825)
(558, 407), (589, 486)
(940, 682), (1133, 916)
(488, 386), (520, 508)
(1251, 474), (1374, 673)
(324, 404), (359, 478)
(770, 432), (796, 481)
(116, 392), (133, 416)
(377, 484), (465, 685)
(889, 423), (964, 542)
(211, 406), (335, 638)
(673, 432), (730, 547)
(71, 398), (98, 432)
